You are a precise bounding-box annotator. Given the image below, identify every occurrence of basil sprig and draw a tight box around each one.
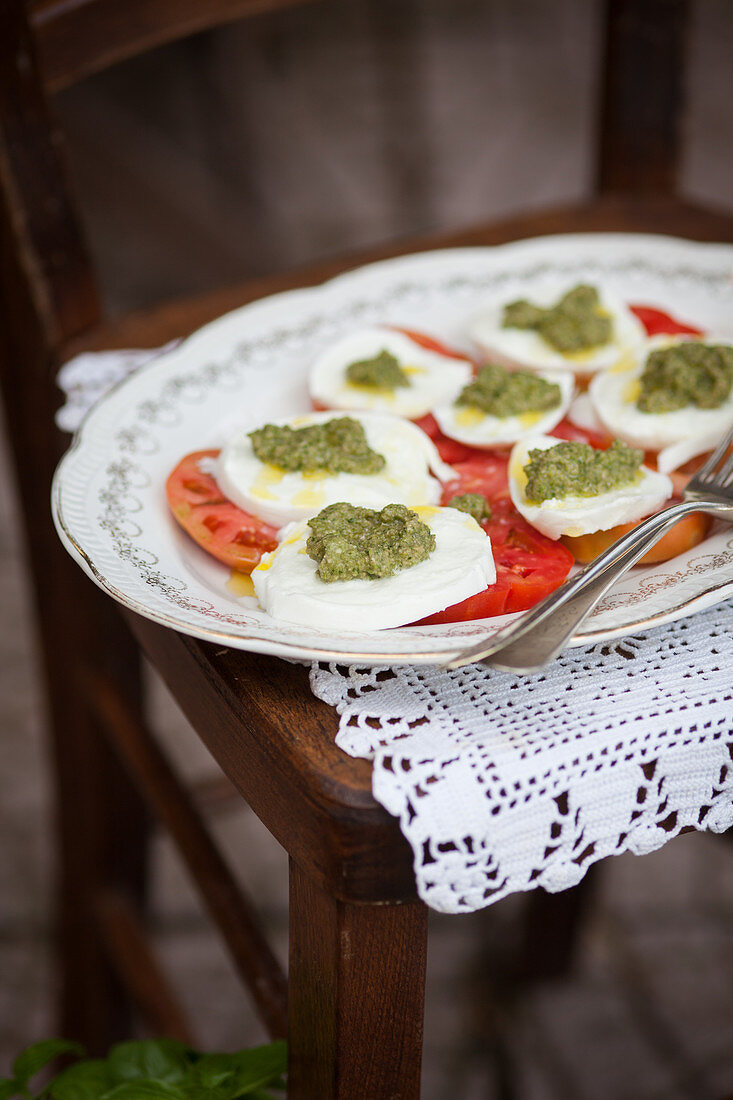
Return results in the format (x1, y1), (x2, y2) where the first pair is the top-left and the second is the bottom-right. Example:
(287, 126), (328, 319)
(0, 1038), (287, 1100)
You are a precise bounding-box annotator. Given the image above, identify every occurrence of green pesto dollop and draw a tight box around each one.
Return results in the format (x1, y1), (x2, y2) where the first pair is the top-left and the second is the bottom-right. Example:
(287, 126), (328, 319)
(306, 502), (436, 583)
(503, 284), (612, 354)
(447, 493), (492, 523)
(523, 439), (643, 503)
(248, 417), (385, 476)
(455, 362), (562, 417)
(637, 341), (733, 413)
(345, 349), (410, 390)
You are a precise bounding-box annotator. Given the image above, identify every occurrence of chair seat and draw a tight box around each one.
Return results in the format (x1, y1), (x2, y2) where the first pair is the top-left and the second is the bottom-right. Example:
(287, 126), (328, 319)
(127, 612), (418, 904)
(63, 193), (733, 908)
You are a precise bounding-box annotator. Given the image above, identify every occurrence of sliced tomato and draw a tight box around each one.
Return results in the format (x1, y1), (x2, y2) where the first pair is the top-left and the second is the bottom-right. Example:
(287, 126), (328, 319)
(418, 507), (574, 623)
(561, 504), (712, 565)
(415, 453), (574, 623)
(441, 451), (512, 504)
(629, 304), (703, 338)
(166, 450), (278, 573)
(412, 413), (488, 464)
(391, 326), (477, 362)
(549, 416), (614, 450)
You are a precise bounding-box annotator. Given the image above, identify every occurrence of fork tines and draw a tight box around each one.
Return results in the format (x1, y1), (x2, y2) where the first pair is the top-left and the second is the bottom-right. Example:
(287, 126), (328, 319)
(691, 426), (733, 489)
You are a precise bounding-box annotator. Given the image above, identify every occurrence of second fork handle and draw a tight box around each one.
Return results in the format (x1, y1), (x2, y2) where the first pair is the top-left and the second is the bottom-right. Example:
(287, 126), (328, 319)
(464, 499), (730, 673)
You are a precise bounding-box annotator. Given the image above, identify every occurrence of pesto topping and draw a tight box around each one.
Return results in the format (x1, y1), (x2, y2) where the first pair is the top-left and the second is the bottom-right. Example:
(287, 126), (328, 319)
(345, 349), (410, 390)
(503, 284), (612, 354)
(637, 341), (733, 413)
(455, 362), (562, 417)
(523, 439), (643, 503)
(447, 493), (492, 523)
(306, 502), (435, 583)
(248, 417), (385, 475)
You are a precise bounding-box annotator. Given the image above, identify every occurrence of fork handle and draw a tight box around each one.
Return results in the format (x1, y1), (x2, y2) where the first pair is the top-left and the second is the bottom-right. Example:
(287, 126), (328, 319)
(448, 499), (731, 674)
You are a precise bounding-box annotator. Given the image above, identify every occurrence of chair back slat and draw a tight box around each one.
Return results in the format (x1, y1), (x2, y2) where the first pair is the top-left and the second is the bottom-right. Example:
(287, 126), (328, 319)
(0, 0), (100, 363)
(597, 0), (690, 196)
(31, 0), (318, 93)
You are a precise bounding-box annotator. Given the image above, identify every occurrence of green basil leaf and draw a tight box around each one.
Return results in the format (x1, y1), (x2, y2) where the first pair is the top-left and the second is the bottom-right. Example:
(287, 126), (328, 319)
(0, 1079), (20, 1100)
(107, 1042), (189, 1085)
(183, 1055), (237, 1090)
(225, 1042), (288, 1094)
(181, 1086), (237, 1100)
(13, 1041), (83, 1087)
(47, 1059), (112, 1100)
(101, 1083), (185, 1100)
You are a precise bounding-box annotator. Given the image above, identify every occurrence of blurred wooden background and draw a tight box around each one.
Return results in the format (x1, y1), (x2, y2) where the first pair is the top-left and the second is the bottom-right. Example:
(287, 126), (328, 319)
(54, 0), (733, 315)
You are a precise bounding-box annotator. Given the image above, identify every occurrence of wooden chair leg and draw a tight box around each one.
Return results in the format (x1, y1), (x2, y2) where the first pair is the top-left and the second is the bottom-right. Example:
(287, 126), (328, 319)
(54, 696), (151, 1051)
(516, 863), (599, 984)
(288, 859), (428, 1100)
(45, 574), (152, 1053)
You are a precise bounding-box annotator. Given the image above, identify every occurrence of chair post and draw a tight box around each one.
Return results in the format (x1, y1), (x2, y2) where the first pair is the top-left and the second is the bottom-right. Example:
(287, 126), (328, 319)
(287, 858), (428, 1099)
(0, 0), (153, 1052)
(596, 0), (690, 197)
(49, 624), (152, 1053)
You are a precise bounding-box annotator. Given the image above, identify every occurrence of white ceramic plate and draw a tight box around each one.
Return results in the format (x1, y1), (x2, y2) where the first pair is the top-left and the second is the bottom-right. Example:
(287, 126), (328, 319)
(52, 234), (733, 665)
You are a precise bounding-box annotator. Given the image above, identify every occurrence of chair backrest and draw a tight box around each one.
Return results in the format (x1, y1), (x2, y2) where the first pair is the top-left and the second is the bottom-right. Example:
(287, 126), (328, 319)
(0, 0), (316, 605)
(2, 0), (690, 364)
(597, 0), (689, 195)
(1, 0), (317, 358)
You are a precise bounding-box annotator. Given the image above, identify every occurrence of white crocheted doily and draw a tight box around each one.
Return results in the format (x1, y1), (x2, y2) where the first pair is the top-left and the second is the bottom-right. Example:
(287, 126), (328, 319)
(58, 348), (733, 914)
(310, 604), (733, 913)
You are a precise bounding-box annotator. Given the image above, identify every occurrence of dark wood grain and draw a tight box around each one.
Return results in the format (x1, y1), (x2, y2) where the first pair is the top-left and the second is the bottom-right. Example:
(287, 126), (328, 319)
(125, 613), (418, 905)
(95, 888), (196, 1044)
(288, 859), (427, 1099)
(88, 672), (289, 1039)
(0, 0), (100, 351)
(0, 0), (150, 1052)
(597, 0), (690, 195)
(63, 194), (733, 359)
(31, 0), (321, 93)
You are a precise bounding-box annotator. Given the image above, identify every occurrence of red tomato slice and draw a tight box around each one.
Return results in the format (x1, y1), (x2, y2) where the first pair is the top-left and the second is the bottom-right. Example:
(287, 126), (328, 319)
(166, 450), (278, 573)
(412, 413), (489, 464)
(549, 416), (614, 450)
(561, 505), (711, 565)
(416, 453), (574, 624)
(391, 326), (477, 362)
(418, 508), (574, 623)
(441, 452), (512, 504)
(629, 305), (703, 338)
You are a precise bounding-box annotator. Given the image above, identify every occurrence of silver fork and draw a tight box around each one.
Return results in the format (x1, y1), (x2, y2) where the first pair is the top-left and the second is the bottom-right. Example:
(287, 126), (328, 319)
(446, 426), (733, 673)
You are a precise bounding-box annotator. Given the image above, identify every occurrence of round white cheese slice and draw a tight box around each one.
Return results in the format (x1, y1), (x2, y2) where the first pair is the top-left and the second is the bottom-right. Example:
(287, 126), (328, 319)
(588, 334), (733, 454)
(433, 368), (575, 448)
(508, 434), (673, 539)
(252, 505), (496, 631)
(470, 285), (646, 376)
(309, 327), (473, 418)
(216, 410), (455, 528)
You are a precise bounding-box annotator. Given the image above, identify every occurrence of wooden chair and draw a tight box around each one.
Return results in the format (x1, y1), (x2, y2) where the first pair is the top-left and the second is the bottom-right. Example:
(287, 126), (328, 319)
(2, 0), (733, 1096)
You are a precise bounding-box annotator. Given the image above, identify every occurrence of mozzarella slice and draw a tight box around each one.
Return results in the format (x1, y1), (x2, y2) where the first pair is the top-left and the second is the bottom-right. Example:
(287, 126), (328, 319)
(566, 391), (606, 435)
(216, 410), (455, 527)
(432, 368), (575, 448)
(656, 435), (717, 476)
(308, 327), (473, 418)
(470, 285), (646, 376)
(588, 334), (733, 455)
(252, 505), (496, 631)
(508, 434), (673, 539)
